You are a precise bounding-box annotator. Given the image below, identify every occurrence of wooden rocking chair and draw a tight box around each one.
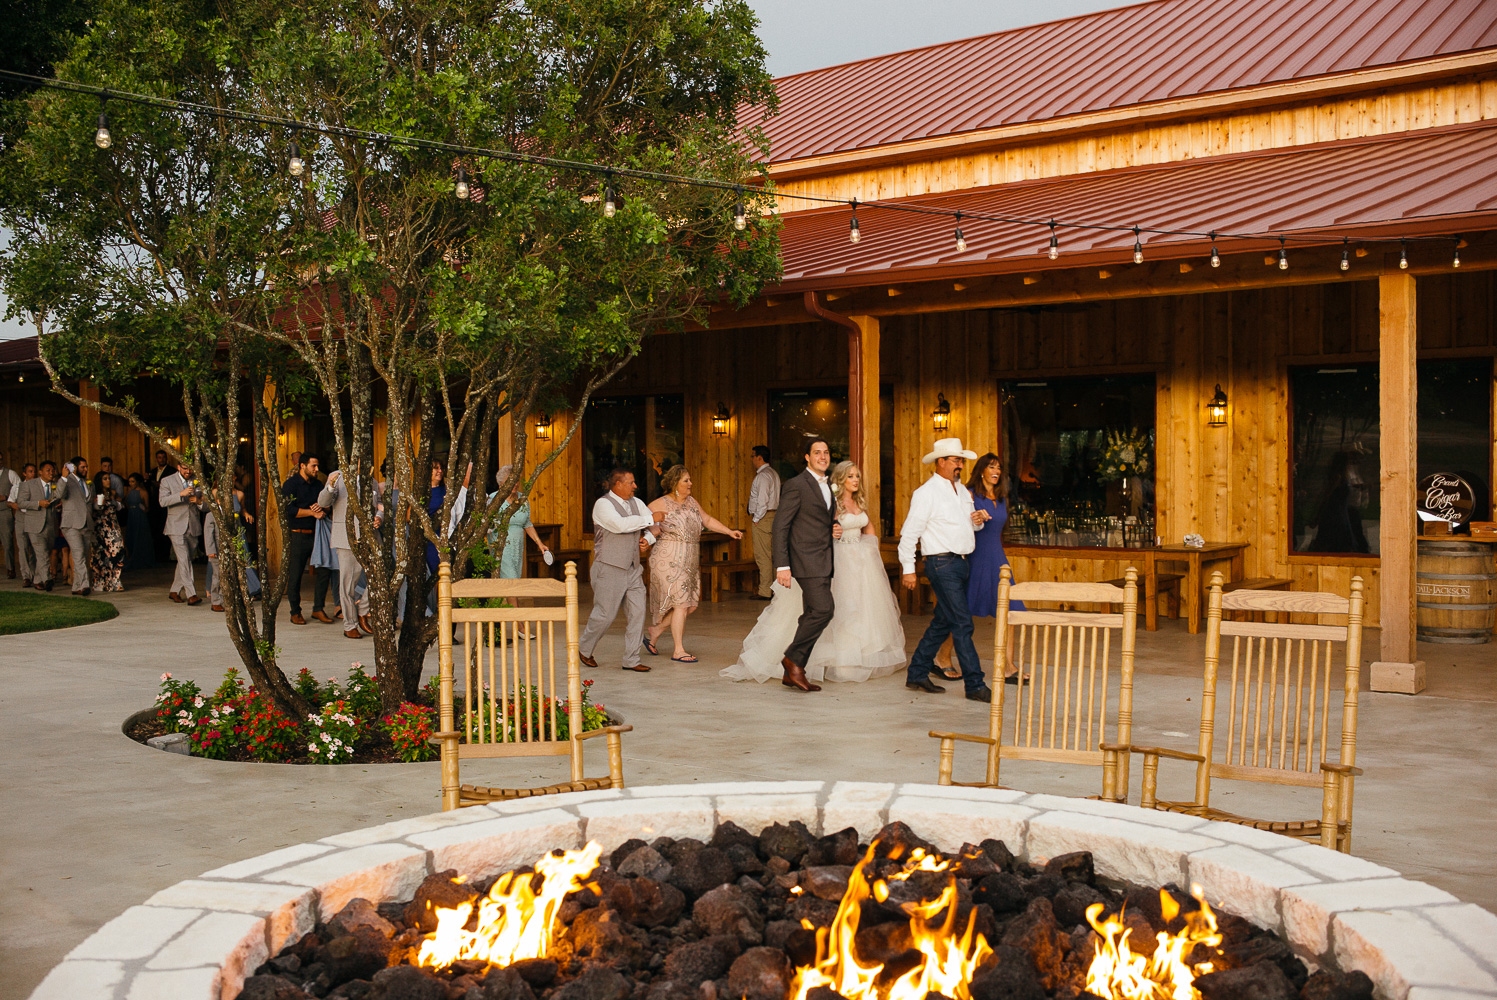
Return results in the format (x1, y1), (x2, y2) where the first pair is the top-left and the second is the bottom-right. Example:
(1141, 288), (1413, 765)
(434, 560), (632, 810)
(930, 566), (1139, 802)
(1134, 573), (1365, 851)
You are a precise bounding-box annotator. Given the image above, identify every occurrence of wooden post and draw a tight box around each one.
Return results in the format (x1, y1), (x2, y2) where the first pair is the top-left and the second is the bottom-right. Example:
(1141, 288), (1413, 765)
(1371, 272), (1425, 694)
(851, 315), (880, 488)
(78, 380), (101, 469)
(436, 559), (461, 810)
(565, 562), (584, 783)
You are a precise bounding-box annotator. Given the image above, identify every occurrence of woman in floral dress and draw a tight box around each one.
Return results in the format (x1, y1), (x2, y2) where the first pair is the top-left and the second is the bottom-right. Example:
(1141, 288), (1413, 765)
(644, 465), (742, 662)
(89, 479), (127, 591)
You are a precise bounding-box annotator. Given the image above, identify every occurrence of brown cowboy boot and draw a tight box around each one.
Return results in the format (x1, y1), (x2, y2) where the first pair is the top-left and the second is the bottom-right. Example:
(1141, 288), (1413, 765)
(780, 657), (821, 692)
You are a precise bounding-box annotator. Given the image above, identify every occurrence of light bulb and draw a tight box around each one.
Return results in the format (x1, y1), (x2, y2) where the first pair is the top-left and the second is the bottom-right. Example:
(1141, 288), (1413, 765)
(94, 112), (112, 149)
(1340, 249), (1350, 271)
(848, 216), (860, 244)
(1278, 245), (1288, 270)
(955, 227), (966, 252)
(1399, 246), (1408, 269)
(1453, 247), (1461, 268)
(733, 201), (746, 231)
(603, 184), (616, 218)
(1047, 233), (1059, 260)
(1132, 242), (1143, 264)
(288, 141), (304, 177)
(1210, 248), (1221, 267)
(455, 167), (469, 201)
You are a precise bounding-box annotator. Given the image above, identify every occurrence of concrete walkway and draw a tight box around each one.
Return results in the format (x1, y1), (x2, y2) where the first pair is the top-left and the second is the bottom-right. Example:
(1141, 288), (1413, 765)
(2, 567), (1493, 995)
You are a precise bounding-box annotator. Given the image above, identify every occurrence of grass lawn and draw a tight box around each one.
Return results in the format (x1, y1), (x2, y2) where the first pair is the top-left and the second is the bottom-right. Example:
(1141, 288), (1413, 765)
(0, 589), (119, 635)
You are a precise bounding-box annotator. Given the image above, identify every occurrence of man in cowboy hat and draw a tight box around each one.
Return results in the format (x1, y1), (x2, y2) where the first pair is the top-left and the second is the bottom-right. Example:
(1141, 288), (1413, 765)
(898, 437), (992, 702)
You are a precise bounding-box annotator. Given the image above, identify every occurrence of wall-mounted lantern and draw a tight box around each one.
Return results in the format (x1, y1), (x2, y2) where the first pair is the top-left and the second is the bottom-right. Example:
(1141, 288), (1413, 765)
(1207, 384), (1229, 427)
(534, 412), (552, 441)
(932, 392), (951, 433)
(711, 403), (730, 437)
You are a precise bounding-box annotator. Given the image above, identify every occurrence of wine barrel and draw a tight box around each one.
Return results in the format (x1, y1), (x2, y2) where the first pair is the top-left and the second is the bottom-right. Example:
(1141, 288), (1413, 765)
(1416, 539), (1497, 644)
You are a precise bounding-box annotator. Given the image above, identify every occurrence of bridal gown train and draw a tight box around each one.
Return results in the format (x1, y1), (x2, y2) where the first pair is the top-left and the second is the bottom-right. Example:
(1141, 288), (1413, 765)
(723, 512), (906, 684)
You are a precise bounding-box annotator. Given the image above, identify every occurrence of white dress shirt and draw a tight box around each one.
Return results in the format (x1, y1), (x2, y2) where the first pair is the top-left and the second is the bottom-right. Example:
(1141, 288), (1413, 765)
(898, 473), (984, 575)
(591, 492), (657, 545)
(748, 463), (781, 522)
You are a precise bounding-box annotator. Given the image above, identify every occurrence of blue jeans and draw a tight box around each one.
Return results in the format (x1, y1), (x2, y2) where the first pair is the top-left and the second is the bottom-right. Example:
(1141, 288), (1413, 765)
(908, 554), (986, 692)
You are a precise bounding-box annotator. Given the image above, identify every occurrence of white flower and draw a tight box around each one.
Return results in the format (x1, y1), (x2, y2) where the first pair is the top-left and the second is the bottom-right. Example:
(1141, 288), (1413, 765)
(160, 673), (171, 681)
(1120, 447), (1136, 464)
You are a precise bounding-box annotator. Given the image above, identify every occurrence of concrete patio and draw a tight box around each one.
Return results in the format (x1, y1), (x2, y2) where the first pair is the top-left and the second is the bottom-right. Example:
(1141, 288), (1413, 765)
(2, 566), (1493, 996)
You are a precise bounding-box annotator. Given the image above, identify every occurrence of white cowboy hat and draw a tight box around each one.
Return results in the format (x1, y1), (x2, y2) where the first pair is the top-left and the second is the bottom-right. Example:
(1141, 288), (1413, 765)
(922, 437), (978, 464)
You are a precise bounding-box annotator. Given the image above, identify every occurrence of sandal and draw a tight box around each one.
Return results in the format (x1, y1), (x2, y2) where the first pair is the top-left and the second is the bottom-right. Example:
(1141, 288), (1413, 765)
(938, 665), (963, 680)
(671, 653), (699, 663)
(642, 636), (660, 656)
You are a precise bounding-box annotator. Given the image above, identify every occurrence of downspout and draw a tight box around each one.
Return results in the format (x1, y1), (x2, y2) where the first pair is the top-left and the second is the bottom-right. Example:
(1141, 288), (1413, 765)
(803, 291), (864, 464)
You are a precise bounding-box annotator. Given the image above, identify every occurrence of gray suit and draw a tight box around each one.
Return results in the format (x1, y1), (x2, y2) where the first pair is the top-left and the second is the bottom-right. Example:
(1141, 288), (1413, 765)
(0, 466), (18, 577)
(159, 471), (199, 598)
(771, 469), (838, 668)
(57, 472), (94, 591)
(579, 493), (654, 668)
(16, 478), (57, 584)
(318, 473), (370, 621)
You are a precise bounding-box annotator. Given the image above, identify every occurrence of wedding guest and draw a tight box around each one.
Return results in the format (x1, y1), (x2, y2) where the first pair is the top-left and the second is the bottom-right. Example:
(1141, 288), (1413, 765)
(160, 462), (203, 605)
(145, 449), (172, 561)
(578, 469), (665, 672)
(899, 437), (991, 702)
(93, 456), (125, 499)
(9, 463), (37, 585)
(310, 497), (342, 623)
(281, 452), (327, 624)
(88, 469), (126, 592)
(489, 465), (548, 580)
(123, 473), (156, 571)
(319, 467), (376, 637)
(0, 451), (20, 579)
(643, 465), (743, 663)
(934, 453), (1024, 682)
(17, 460), (58, 590)
(57, 457), (95, 595)
(747, 445), (779, 600)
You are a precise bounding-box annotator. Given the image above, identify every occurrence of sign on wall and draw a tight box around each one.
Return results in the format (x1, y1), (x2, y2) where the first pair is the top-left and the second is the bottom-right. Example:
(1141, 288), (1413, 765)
(1417, 473), (1476, 525)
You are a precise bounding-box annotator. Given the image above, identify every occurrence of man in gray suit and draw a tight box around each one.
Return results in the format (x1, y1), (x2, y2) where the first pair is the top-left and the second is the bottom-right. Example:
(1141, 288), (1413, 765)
(319, 468), (381, 639)
(160, 462), (203, 605)
(0, 452), (19, 579)
(578, 469), (665, 672)
(56, 456), (96, 595)
(771, 438), (842, 693)
(17, 460), (59, 590)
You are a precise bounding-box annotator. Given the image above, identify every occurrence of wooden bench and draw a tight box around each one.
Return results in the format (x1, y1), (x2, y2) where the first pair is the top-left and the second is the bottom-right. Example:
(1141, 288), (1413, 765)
(707, 560), (759, 601)
(1222, 577), (1293, 622)
(1106, 572), (1182, 625)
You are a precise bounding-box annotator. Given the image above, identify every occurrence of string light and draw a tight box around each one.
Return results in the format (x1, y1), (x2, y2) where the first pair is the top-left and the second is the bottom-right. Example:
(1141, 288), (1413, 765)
(953, 212), (966, 252)
(1453, 242), (1461, 268)
(1209, 231), (1220, 268)
(93, 110), (111, 149)
(848, 199), (861, 244)
(733, 200), (747, 231)
(1340, 238), (1350, 272)
(454, 166), (469, 200)
(1399, 239), (1408, 269)
(603, 176), (616, 219)
(1046, 220), (1059, 260)
(1132, 227), (1143, 264)
(288, 136), (305, 177)
(1277, 237), (1288, 270)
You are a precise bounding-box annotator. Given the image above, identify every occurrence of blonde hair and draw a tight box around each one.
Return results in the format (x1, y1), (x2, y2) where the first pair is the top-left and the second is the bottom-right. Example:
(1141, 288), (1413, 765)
(659, 464), (688, 497)
(830, 460), (868, 515)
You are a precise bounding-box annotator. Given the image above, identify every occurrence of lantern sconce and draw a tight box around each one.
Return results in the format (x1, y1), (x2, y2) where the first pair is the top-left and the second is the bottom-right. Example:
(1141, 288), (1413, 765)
(534, 412), (552, 441)
(711, 402), (730, 437)
(1207, 384), (1229, 427)
(932, 392), (951, 433)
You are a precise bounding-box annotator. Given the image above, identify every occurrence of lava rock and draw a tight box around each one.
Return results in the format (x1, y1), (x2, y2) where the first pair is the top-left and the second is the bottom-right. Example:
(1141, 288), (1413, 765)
(618, 846), (674, 882)
(567, 906), (647, 968)
(710, 822), (760, 854)
(786, 894), (840, 929)
(1219, 936), (1309, 989)
(980, 839), (1017, 872)
(612, 840), (650, 870)
(268, 954), (304, 976)
(1195, 963), (1298, 1000)
(726, 947), (793, 1000)
(722, 843), (765, 877)
(367, 965), (446, 1000)
(870, 822), (935, 861)
(669, 847), (737, 899)
(321, 928), (395, 983)
(238, 976), (314, 1000)
(806, 988), (849, 1000)
(764, 857), (792, 877)
(327, 981), (374, 1000)
(800, 866), (854, 901)
(878, 869), (958, 920)
(330, 898), (398, 939)
(611, 878), (687, 929)
(758, 822), (815, 864)
(1022, 874), (1065, 902)
(403, 873), (481, 935)
(553, 965), (635, 1000)
(852, 920), (915, 966)
(1044, 852), (1095, 886)
(970, 946), (1045, 1000)
(645, 981), (701, 1000)
(481, 967), (538, 1000)
(664, 934), (741, 983)
(975, 873), (1029, 914)
(1052, 884), (1108, 929)
(659, 839), (708, 865)
(512, 958), (558, 988)
(954, 844), (1003, 880)
(804, 827), (861, 867)
(1300, 970), (1375, 1000)
(1001, 898), (1071, 992)
(693, 885), (766, 944)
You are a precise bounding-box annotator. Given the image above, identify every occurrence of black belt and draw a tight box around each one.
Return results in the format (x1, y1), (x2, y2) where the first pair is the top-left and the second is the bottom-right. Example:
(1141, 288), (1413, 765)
(924, 552), (967, 559)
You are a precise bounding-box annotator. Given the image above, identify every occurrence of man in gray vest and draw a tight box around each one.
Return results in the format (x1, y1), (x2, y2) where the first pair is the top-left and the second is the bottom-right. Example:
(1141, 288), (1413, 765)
(57, 457), (95, 595)
(17, 460), (58, 590)
(160, 462), (203, 605)
(578, 469), (664, 672)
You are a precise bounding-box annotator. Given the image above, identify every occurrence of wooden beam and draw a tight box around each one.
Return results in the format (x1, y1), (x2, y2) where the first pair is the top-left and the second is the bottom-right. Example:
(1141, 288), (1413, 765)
(78, 379), (101, 470)
(1371, 270), (1423, 693)
(851, 316), (880, 486)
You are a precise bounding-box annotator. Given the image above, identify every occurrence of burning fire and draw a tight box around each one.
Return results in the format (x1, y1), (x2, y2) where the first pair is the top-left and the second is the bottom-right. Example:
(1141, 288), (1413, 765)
(415, 842), (604, 969)
(1085, 886), (1223, 1000)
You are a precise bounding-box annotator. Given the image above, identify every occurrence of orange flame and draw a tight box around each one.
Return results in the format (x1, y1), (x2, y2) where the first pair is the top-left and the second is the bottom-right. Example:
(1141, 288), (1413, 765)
(1084, 885), (1223, 1000)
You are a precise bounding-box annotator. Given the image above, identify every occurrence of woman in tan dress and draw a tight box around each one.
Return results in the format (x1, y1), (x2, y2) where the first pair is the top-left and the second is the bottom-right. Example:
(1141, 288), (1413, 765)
(644, 465), (742, 662)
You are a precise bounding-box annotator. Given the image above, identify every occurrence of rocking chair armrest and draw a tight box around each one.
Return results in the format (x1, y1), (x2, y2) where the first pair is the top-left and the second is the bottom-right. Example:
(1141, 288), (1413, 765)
(1129, 744), (1206, 763)
(928, 731), (996, 746)
(1098, 742), (1131, 753)
(1319, 762), (1363, 776)
(577, 724), (634, 740)
(430, 730), (463, 742)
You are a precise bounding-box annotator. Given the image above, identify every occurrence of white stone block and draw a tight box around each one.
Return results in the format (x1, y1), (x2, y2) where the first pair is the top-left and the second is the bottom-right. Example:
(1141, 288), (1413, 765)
(578, 796), (715, 847)
(1283, 879), (1460, 958)
(487, 793), (621, 816)
(27, 960), (125, 1000)
(1026, 811), (1219, 887)
(320, 807), (500, 847)
(125, 966), (221, 1000)
(1186, 845), (1320, 933)
(260, 843), (430, 921)
(145, 881), (316, 957)
(1406, 989), (1497, 1000)
(1198, 821), (1303, 852)
(66, 905), (201, 961)
(636, 781), (826, 798)
(887, 795), (1037, 854)
(895, 783), (1028, 804)
(1335, 909), (1497, 1000)
(1276, 845), (1400, 882)
(823, 782), (895, 840)
(715, 794), (823, 837)
(409, 809), (583, 881)
(1414, 905), (1497, 972)
(200, 842), (334, 880)
(147, 911), (265, 971)
(1024, 794), (1209, 832)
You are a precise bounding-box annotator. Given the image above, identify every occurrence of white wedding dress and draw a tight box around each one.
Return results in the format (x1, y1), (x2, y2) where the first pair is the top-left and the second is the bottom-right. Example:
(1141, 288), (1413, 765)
(723, 512), (906, 683)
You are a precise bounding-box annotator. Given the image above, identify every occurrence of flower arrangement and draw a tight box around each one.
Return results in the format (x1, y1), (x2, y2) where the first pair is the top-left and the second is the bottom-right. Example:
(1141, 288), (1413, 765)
(1095, 428), (1154, 483)
(382, 702), (439, 763)
(306, 701), (361, 763)
(155, 673), (204, 734)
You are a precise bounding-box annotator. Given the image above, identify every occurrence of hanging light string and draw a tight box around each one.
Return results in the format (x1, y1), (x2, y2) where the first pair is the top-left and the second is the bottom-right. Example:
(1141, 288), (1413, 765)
(0, 68), (1467, 266)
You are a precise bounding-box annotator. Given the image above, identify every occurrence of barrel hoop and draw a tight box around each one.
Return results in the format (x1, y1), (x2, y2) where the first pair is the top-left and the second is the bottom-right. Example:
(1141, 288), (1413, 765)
(1417, 601), (1497, 611)
(1415, 571), (1495, 580)
(1417, 633), (1491, 644)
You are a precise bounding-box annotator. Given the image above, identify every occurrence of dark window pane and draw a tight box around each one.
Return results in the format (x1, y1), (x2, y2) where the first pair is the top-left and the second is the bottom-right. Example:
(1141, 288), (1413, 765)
(1417, 359), (1491, 523)
(582, 394), (684, 530)
(767, 388), (849, 482)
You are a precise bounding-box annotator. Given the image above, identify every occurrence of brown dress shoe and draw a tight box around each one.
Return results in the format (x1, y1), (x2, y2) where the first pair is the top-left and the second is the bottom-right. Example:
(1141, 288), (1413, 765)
(186, 595), (202, 606)
(358, 614), (373, 634)
(579, 652), (598, 668)
(781, 657), (821, 692)
(311, 610), (334, 624)
(211, 604), (225, 612)
(344, 628), (363, 639)
(169, 590), (183, 603)
(290, 613), (307, 625)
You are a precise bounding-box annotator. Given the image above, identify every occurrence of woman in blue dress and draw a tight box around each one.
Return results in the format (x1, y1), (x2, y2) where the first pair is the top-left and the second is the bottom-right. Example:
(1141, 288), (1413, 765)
(123, 474), (156, 571)
(488, 465), (550, 580)
(936, 452), (1024, 682)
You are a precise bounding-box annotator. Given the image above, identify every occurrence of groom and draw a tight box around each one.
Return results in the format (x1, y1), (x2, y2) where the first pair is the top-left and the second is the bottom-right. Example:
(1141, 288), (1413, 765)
(772, 438), (843, 692)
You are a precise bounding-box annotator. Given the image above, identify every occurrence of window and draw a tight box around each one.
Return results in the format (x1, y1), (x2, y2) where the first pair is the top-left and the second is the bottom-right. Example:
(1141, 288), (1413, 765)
(1000, 375), (1157, 546)
(766, 386), (896, 534)
(582, 394), (684, 530)
(1291, 360), (1492, 554)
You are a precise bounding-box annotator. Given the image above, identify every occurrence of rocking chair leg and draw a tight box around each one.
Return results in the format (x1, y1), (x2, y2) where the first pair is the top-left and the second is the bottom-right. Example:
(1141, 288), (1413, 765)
(1319, 772), (1341, 851)
(938, 738), (955, 786)
(607, 731), (625, 788)
(1140, 753), (1160, 810)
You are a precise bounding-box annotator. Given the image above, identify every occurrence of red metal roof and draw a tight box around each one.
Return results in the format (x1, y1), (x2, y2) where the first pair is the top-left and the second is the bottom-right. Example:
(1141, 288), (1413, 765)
(770, 121), (1497, 290)
(751, 0), (1497, 165)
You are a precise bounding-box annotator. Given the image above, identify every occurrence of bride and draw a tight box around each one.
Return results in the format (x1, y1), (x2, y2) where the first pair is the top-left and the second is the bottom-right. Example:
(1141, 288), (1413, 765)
(724, 461), (906, 684)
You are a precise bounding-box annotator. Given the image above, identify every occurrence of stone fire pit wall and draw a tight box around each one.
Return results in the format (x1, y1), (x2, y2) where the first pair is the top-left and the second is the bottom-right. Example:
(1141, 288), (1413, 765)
(30, 782), (1497, 1000)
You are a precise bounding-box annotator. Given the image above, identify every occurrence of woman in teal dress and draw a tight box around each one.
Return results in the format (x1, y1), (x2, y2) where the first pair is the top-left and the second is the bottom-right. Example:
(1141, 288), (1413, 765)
(489, 465), (549, 579)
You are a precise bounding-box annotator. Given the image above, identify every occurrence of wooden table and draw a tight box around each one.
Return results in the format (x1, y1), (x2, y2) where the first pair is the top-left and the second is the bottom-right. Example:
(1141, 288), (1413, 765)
(1152, 542), (1248, 633)
(526, 522), (564, 578)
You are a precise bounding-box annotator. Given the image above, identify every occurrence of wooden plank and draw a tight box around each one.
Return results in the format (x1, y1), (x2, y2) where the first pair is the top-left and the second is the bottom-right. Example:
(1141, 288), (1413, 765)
(1378, 271), (1418, 665)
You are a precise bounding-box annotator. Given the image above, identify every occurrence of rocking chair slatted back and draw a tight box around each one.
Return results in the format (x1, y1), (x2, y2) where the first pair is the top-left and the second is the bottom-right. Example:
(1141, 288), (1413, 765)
(931, 566), (1137, 801)
(435, 561), (631, 809)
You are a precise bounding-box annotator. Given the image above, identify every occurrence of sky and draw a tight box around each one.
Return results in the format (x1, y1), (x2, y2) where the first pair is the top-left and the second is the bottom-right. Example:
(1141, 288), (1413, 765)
(0, 0), (1127, 341)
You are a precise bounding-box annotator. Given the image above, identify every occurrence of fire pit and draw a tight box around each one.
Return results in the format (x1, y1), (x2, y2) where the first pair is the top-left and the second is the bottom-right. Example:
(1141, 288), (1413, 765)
(29, 782), (1497, 1000)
